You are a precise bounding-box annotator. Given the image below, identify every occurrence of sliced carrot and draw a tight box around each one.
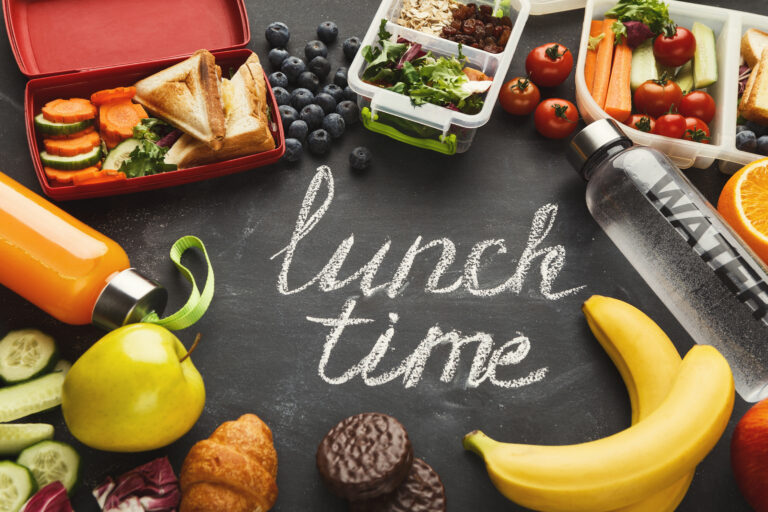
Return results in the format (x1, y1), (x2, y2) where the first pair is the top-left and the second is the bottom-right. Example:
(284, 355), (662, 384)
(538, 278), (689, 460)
(463, 67), (492, 81)
(43, 131), (101, 157)
(585, 20), (603, 93)
(46, 125), (96, 140)
(591, 18), (616, 110)
(44, 166), (122, 185)
(42, 98), (96, 123)
(90, 86), (137, 106)
(74, 169), (127, 185)
(604, 41), (633, 123)
(101, 130), (125, 150)
(99, 100), (148, 140)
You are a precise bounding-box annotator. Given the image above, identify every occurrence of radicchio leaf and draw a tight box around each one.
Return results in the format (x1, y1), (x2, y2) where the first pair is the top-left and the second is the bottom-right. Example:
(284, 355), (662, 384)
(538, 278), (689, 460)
(21, 482), (73, 512)
(93, 457), (180, 512)
(623, 21), (654, 48)
(740, 65), (752, 96)
(156, 129), (183, 148)
(396, 43), (426, 69)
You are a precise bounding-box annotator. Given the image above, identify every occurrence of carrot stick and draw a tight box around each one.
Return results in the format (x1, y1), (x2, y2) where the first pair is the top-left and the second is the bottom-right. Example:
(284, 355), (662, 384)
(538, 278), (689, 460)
(43, 131), (101, 157)
(591, 18), (616, 109)
(42, 98), (96, 123)
(585, 20), (603, 93)
(604, 41), (633, 123)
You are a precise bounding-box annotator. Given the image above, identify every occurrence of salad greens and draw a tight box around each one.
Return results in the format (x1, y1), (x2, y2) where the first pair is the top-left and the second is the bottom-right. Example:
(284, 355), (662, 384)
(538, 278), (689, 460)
(606, 0), (676, 42)
(118, 118), (177, 178)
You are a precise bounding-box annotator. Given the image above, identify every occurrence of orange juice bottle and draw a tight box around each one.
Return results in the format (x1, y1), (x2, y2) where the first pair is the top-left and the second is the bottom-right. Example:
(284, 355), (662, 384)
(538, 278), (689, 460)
(0, 173), (166, 329)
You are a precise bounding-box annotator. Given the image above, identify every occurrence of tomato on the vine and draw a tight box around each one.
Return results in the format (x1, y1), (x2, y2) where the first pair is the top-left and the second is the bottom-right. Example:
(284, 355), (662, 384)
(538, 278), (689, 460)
(653, 27), (696, 67)
(498, 77), (541, 116)
(525, 43), (573, 87)
(634, 78), (683, 118)
(653, 113), (687, 139)
(534, 99), (579, 139)
(683, 117), (711, 144)
(679, 91), (716, 124)
(625, 114), (656, 133)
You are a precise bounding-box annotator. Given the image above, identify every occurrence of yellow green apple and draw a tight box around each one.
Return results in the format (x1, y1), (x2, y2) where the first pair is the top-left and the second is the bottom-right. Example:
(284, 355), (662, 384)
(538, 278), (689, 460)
(61, 323), (205, 452)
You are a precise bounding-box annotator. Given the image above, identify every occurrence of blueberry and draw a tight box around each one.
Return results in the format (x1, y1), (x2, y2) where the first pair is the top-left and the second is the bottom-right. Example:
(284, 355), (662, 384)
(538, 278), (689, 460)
(323, 113), (345, 139)
(317, 21), (339, 44)
(284, 138), (303, 162)
(321, 83), (344, 103)
(273, 86), (291, 106)
(297, 71), (320, 93)
(308, 56), (331, 80)
(268, 71), (289, 89)
(307, 129), (331, 155)
(342, 86), (357, 102)
(279, 105), (299, 129)
(288, 120), (309, 142)
(314, 93), (337, 115)
(336, 100), (359, 125)
(736, 125), (747, 134)
(266, 22), (290, 48)
(281, 56), (306, 83)
(290, 88), (315, 111)
(343, 37), (361, 61)
(736, 130), (757, 153)
(350, 146), (372, 170)
(745, 121), (768, 138)
(305, 40), (328, 61)
(300, 104), (325, 130)
(333, 67), (348, 88)
(268, 48), (290, 68)
(758, 135), (768, 156)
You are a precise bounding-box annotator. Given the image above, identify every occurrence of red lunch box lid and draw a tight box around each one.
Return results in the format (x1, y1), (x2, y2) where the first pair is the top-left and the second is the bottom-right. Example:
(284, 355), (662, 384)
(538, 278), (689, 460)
(2, 0), (250, 77)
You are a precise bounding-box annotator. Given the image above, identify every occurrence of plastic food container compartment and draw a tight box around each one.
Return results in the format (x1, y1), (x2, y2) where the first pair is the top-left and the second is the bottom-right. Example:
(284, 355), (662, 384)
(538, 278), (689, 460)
(4, 0), (285, 200)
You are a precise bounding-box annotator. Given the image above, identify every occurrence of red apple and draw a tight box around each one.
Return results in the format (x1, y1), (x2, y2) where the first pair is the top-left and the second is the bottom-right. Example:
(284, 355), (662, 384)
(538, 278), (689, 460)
(732, 398), (768, 511)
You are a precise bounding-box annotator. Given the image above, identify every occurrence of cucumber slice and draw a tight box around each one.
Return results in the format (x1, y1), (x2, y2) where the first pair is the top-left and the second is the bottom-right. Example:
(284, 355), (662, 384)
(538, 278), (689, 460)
(692, 21), (718, 88)
(39, 146), (101, 171)
(0, 461), (36, 512)
(17, 441), (79, 494)
(33, 114), (92, 136)
(52, 360), (70, 375)
(0, 373), (64, 423)
(103, 138), (141, 170)
(675, 61), (695, 95)
(0, 330), (57, 384)
(0, 425), (54, 456)
(630, 40), (658, 91)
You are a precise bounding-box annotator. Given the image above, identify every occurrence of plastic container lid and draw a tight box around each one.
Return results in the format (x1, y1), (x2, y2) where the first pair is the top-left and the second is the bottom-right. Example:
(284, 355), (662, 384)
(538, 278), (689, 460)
(2, 0), (250, 77)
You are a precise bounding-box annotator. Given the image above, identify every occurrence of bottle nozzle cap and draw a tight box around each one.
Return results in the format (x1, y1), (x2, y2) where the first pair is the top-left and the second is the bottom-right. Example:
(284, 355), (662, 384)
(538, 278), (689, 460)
(92, 269), (168, 330)
(567, 119), (633, 178)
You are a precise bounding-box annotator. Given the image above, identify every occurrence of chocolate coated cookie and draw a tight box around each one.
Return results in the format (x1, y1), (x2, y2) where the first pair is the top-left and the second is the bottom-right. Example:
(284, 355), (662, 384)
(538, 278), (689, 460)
(317, 412), (413, 501)
(349, 458), (446, 512)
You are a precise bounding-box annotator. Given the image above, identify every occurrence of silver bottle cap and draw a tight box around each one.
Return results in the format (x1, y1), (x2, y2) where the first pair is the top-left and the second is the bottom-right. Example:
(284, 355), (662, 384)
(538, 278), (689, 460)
(567, 119), (632, 177)
(91, 268), (168, 330)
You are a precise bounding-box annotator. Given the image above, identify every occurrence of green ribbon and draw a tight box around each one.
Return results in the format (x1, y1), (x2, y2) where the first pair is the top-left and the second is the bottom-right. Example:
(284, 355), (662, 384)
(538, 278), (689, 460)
(142, 236), (214, 330)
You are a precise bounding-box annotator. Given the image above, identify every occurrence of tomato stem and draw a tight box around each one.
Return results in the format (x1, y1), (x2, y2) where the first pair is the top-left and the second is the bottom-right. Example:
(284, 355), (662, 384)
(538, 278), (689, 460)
(545, 44), (567, 61)
(513, 78), (531, 91)
(552, 103), (575, 122)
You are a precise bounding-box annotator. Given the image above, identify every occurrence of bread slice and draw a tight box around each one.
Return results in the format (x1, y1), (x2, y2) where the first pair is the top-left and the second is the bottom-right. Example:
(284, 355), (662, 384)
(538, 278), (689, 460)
(742, 48), (768, 124)
(134, 49), (226, 150)
(742, 29), (768, 69)
(164, 52), (275, 168)
(740, 57), (761, 114)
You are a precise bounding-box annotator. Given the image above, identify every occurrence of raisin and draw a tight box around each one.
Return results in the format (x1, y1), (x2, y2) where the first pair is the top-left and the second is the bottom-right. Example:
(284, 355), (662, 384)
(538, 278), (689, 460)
(493, 25), (503, 38)
(451, 19), (462, 30)
(443, 26), (458, 37)
(501, 15), (513, 27)
(462, 18), (477, 34)
(498, 26), (511, 46)
(479, 4), (492, 16)
(474, 25), (486, 38)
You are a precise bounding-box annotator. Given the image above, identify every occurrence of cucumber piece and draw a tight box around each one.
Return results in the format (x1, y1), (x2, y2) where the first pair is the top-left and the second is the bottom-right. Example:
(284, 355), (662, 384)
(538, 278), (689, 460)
(0, 461), (36, 512)
(103, 138), (141, 170)
(33, 114), (92, 136)
(630, 40), (658, 91)
(692, 21), (718, 88)
(39, 146), (101, 171)
(0, 373), (64, 423)
(0, 330), (57, 384)
(0, 424), (54, 456)
(17, 441), (79, 494)
(675, 61), (695, 95)
(52, 360), (71, 375)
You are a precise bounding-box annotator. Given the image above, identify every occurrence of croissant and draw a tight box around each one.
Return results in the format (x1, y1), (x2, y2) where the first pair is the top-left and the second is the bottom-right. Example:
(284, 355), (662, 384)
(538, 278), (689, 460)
(180, 413), (278, 512)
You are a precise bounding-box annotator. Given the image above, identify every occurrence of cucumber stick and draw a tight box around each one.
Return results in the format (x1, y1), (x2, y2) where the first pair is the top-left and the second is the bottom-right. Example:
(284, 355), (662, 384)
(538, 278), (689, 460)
(0, 329), (57, 384)
(631, 40), (658, 91)
(0, 424), (54, 456)
(675, 61), (695, 95)
(0, 461), (36, 512)
(17, 441), (80, 494)
(0, 372), (64, 423)
(692, 21), (718, 88)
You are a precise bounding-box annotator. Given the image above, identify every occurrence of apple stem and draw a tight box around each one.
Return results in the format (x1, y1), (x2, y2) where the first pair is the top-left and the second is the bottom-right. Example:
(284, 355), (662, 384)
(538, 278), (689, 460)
(179, 333), (201, 363)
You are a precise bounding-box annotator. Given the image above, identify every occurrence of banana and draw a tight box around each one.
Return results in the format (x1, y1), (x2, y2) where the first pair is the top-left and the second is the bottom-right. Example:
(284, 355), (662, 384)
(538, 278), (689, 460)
(463, 344), (734, 512)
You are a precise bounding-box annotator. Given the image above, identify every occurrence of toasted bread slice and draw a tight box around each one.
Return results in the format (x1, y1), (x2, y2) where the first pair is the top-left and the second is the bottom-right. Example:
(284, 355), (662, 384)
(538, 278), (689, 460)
(740, 57), (761, 114)
(743, 29), (768, 69)
(134, 49), (226, 150)
(742, 48), (768, 125)
(164, 52), (275, 168)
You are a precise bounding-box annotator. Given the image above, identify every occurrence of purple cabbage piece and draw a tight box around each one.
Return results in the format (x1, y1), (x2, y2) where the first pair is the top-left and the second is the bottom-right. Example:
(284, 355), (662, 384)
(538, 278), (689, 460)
(740, 65), (752, 96)
(623, 21), (655, 48)
(93, 457), (180, 512)
(156, 129), (182, 148)
(21, 482), (73, 512)
(396, 43), (427, 69)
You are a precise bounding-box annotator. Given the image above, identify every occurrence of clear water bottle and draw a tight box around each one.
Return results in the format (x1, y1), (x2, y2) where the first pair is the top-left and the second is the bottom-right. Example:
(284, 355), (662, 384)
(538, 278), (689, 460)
(568, 119), (768, 402)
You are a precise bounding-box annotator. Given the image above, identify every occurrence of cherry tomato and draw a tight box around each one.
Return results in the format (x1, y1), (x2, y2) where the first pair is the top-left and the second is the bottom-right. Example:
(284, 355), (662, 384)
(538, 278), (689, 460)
(679, 91), (716, 124)
(653, 113), (687, 139)
(498, 77), (541, 116)
(653, 27), (696, 67)
(534, 99), (579, 139)
(525, 43), (573, 87)
(683, 117), (711, 144)
(634, 79), (683, 118)
(625, 114), (656, 133)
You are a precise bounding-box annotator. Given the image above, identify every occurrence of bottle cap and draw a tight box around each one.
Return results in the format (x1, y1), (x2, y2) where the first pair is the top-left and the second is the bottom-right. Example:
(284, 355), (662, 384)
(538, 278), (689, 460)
(567, 119), (633, 178)
(91, 269), (168, 330)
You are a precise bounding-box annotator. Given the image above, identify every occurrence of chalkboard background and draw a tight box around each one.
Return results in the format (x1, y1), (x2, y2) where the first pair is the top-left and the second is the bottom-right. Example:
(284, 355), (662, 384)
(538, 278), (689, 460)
(0, 0), (759, 510)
